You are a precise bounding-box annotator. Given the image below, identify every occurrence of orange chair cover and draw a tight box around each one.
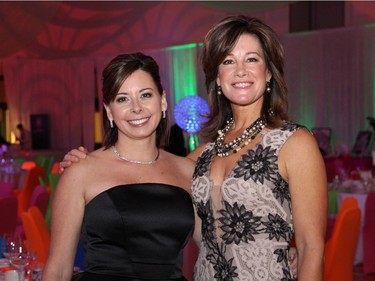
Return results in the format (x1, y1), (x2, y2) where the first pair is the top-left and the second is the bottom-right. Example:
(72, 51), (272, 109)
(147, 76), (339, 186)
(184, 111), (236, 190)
(16, 166), (45, 216)
(324, 197), (361, 281)
(21, 206), (50, 265)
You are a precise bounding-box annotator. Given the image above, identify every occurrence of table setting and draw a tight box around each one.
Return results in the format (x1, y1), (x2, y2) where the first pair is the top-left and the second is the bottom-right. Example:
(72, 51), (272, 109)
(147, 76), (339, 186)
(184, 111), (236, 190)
(327, 166), (375, 265)
(0, 232), (43, 281)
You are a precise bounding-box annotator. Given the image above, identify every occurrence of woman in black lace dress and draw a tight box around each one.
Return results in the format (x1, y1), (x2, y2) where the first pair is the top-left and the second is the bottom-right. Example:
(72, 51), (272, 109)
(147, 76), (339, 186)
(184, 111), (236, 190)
(188, 15), (327, 281)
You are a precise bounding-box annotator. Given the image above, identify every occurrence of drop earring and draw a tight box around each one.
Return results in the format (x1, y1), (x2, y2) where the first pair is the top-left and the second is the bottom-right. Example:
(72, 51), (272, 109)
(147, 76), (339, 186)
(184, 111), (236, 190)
(217, 86), (222, 95)
(162, 110), (166, 119)
(266, 81), (271, 93)
(110, 119), (114, 128)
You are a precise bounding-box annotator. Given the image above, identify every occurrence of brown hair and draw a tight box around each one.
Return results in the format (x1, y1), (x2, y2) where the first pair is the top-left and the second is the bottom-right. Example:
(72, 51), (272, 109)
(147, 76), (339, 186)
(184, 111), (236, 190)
(200, 15), (289, 141)
(101, 52), (169, 148)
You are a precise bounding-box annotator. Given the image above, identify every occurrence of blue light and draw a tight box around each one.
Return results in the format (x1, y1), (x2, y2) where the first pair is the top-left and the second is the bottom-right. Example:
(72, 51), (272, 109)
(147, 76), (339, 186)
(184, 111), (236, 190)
(174, 96), (209, 134)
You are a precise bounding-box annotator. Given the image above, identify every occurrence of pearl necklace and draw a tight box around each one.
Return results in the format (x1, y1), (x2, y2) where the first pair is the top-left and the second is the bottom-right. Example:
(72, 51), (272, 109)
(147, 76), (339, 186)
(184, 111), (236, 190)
(112, 145), (160, 165)
(214, 117), (266, 157)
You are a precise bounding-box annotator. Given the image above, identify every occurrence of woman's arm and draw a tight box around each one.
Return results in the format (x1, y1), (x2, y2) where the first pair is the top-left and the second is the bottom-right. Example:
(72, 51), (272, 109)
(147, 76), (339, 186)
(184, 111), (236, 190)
(192, 204), (202, 247)
(42, 164), (87, 281)
(280, 128), (327, 281)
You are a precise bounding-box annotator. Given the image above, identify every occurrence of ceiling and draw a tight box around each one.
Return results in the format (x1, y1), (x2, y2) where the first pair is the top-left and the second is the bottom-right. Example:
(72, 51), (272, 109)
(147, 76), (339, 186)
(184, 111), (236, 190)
(0, 1), (295, 59)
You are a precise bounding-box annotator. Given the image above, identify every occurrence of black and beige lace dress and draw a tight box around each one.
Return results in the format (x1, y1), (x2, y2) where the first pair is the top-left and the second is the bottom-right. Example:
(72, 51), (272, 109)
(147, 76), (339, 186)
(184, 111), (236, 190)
(192, 123), (303, 281)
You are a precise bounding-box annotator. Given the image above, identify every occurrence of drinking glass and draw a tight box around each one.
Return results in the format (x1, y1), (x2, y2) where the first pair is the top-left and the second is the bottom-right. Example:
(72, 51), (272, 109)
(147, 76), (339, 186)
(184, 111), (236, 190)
(8, 240), (30, 281)
(1, 232), (22, 259)
(9, 246), (29, 281)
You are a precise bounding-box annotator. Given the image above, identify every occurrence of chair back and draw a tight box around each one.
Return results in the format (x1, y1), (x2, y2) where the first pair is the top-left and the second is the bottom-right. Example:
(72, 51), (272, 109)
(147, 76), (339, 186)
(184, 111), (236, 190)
(339, 196), (358, 211)
(45, 173), (60, 230)
(21, 206), (50, 265)
(28, 185), (49, 217)
(35, 155), (54, 179)
(50, 162), (60, 174)
(0, 182), (14, 199)
(17, 166), (45, 216)
(0, 197), (18, 236)
(324, 197), (361, 281)
(363, 191), (375, 274)
(351, 131), (373, 156)
(21, 161), (36, 170)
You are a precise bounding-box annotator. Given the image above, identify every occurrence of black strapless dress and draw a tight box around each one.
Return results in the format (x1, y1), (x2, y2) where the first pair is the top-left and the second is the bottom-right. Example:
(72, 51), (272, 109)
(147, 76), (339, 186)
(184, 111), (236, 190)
(71, 183), (194, 281)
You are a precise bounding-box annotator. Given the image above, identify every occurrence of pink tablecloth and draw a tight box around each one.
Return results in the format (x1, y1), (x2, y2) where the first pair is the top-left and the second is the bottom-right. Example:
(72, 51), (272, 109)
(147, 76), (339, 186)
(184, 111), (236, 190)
(324, 156), (372, 182)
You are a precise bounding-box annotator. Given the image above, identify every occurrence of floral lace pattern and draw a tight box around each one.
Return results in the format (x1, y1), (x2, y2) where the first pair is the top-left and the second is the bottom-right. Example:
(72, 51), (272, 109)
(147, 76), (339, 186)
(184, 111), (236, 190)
(192, 123), (303, 281)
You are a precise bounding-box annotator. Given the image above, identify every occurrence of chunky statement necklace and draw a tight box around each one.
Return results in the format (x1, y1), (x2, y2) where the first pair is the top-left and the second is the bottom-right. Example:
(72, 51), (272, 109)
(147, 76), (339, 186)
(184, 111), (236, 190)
(112, 145), (160, 165)
(214, 117), (266, 157)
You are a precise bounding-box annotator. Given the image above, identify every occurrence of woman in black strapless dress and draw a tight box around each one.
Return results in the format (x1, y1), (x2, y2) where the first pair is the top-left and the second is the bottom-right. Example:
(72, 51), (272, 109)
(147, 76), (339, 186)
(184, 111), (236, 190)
(71, 183), (194, 281)
(42, 53), (196, 281)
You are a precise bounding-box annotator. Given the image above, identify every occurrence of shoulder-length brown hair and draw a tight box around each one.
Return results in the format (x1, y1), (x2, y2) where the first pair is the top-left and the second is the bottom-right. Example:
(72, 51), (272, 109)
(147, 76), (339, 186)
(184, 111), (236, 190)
(200, 15), (289, 142)
(101, 52), (169, 148)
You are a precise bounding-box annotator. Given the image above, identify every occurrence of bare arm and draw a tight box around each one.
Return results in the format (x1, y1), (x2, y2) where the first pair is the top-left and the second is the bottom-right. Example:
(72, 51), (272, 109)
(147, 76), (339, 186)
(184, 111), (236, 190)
(42, 164), (87, 280)
(280, 128), (327, 281)
(192, 204), (202, 247)
(59, 146), (88, 173)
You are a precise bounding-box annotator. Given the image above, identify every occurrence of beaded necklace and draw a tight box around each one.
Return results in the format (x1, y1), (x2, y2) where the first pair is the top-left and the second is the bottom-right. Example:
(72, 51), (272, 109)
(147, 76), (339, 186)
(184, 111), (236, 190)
(214, 117), (266, 157)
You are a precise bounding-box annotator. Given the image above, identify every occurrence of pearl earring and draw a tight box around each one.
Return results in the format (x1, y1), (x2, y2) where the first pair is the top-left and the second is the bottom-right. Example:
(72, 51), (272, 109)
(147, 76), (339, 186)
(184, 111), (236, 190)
(266, 81), (271, 93)
(217, 86), (222, 95)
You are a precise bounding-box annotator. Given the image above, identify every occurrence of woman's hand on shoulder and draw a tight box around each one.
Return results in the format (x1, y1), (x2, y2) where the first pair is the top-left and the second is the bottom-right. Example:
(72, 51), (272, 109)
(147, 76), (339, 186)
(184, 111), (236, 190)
(59, 146), (88, 173)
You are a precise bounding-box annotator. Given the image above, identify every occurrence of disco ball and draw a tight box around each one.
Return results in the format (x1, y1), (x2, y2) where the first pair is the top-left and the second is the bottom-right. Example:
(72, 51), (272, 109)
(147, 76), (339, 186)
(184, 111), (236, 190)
(174, 96), (209, 134)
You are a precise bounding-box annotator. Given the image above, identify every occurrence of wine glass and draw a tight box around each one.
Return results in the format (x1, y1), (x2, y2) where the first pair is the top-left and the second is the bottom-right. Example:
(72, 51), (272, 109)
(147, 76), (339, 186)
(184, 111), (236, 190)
(1, 232), (22, 259)
(1, 232), (27, 281)
(8, 240), (30, 281)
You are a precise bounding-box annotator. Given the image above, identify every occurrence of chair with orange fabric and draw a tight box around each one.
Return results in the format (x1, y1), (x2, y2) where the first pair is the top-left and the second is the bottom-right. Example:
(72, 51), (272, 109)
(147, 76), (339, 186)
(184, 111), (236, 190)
(35, 155), (54, 176)
(324, 197), (361, 281)
(28, 185), (50, 217)
(21, 206), (50, 265)
(14, 166), (45, 216)
(45, 173), (60, 230)
(363, 191), (375, 275)
(21, 161), (36, 170)
(49, 162), (60, 174)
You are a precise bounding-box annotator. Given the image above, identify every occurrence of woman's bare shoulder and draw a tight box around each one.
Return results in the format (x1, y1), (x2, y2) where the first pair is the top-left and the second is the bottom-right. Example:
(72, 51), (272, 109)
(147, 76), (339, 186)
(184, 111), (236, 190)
(164, 150), (195, 167)
(161, 150), (196, 180)
(283, 127), (318, 153)
(59, 148), (107, 184)
(186, 143), (208, 162)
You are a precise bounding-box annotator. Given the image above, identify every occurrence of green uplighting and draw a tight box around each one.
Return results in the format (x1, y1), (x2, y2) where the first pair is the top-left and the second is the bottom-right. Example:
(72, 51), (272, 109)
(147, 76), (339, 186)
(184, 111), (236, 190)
(166, 43), (199, 51)
(168, 44), (198, 103)
(167, 43), (202, 151)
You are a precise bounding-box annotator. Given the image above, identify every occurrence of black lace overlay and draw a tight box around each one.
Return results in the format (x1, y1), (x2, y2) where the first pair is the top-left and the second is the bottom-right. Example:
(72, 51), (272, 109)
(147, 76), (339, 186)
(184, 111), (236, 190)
(192, 123), (302, 281)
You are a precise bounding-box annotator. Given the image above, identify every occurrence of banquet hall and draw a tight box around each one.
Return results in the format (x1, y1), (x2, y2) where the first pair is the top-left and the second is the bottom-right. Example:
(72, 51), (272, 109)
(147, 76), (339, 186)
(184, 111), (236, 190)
(0, 1), (375, 281)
